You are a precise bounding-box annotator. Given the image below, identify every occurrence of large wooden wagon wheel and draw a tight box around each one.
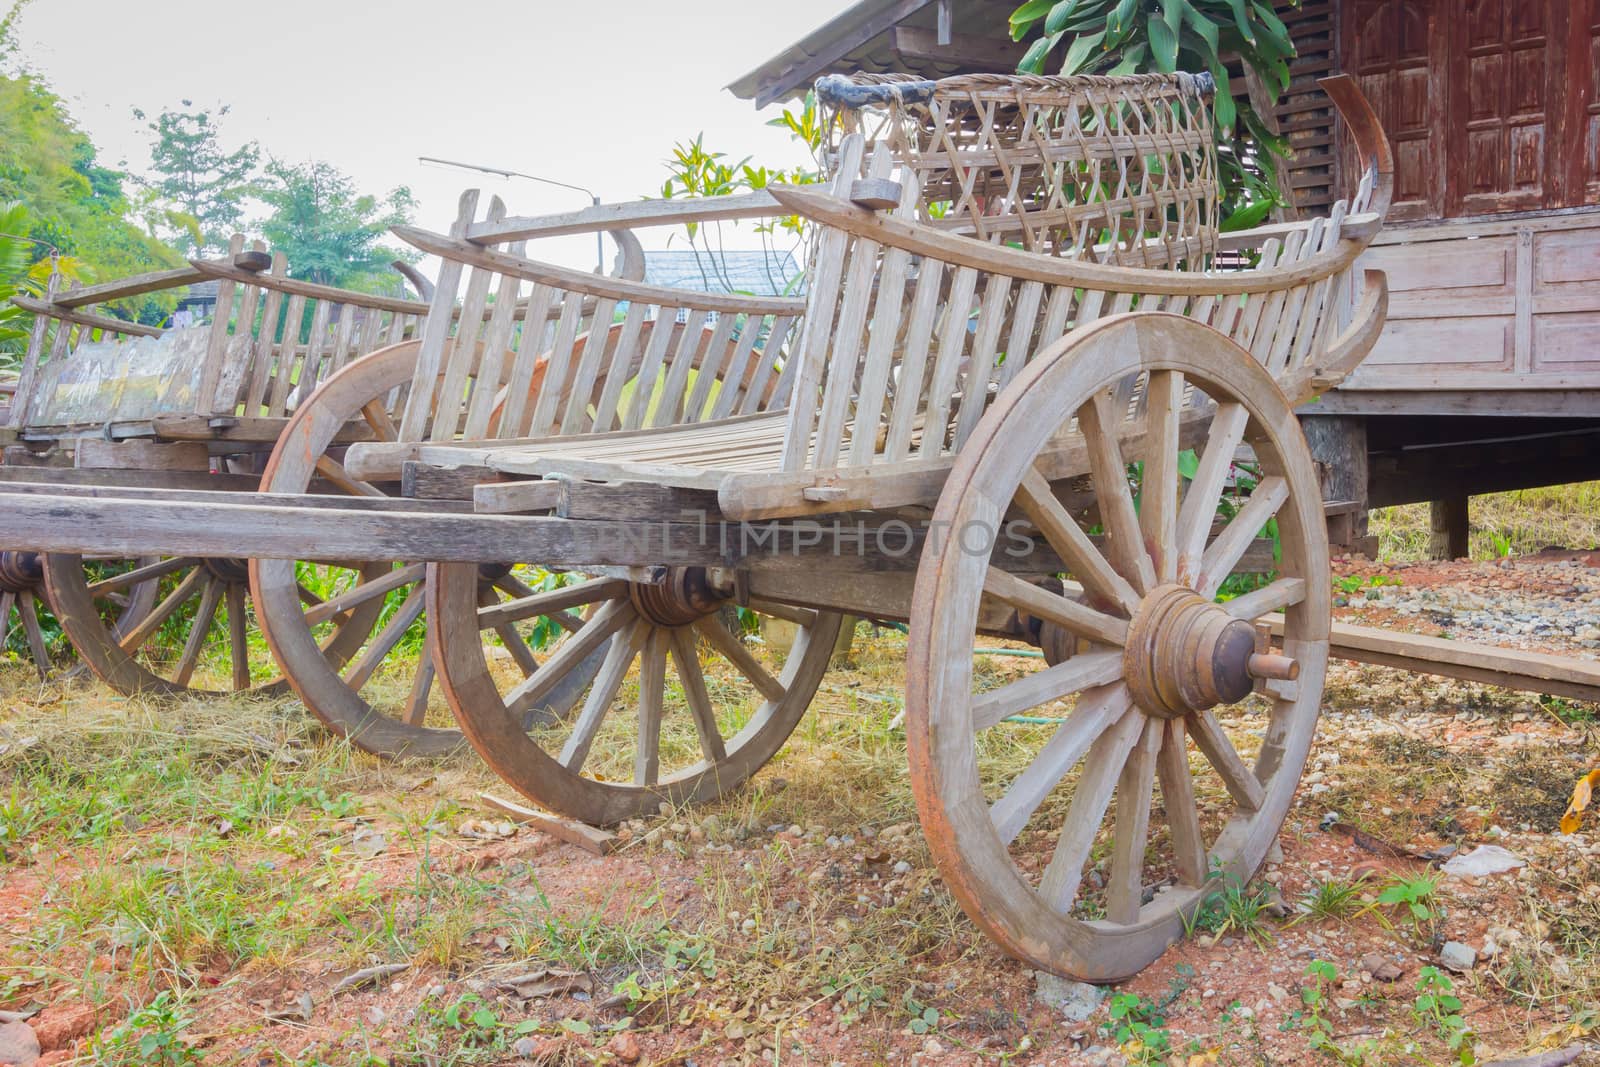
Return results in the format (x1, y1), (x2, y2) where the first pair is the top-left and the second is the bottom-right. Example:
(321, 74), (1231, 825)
(430, 559), (844, 826)
(251, 343), (603, 758)
(907, 313), (1329, 982)
(42, 545), (372, 698)
(1, 551), (59, 678)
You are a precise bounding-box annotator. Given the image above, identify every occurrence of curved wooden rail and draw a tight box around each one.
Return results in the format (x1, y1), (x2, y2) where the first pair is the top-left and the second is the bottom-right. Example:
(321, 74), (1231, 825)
(393, 226), (807, 317)
(1319, 74), (1395, 222)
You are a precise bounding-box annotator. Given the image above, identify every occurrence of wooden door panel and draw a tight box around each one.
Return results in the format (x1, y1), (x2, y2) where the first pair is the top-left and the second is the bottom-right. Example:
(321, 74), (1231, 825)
(1453, 0), (1549, 214)
(1347, 0), (1439, 220)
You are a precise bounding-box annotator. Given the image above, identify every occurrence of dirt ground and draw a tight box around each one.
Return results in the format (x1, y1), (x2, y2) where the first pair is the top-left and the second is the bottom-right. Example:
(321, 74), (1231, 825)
(4, 553), (1600, 1066)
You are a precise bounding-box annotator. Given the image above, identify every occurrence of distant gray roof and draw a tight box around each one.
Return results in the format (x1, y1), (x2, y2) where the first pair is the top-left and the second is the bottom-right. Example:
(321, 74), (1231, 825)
(642, 250), (802, 298)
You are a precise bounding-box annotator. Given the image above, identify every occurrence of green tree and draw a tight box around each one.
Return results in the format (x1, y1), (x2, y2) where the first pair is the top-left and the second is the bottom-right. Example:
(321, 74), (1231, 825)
(254, 160), (416, 292)
(0, 201), (88, 370)
(0, 71), (181, 322)
(1008, 0), (1298, 225)
(136, 102), (260, 256)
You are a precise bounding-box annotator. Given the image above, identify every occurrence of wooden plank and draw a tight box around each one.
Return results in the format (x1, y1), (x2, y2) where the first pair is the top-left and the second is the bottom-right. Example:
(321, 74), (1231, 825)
(1262, 616), (1600, 704)
(479, 792), (615, 855)
(188, 258), (428, 315)
(401, 461), (507, 501)
(9, 296), (163, 339)
(53, 265), (208, 308)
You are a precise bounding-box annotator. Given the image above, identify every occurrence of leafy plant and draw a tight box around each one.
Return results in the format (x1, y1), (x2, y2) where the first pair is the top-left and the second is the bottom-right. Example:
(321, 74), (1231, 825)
(902, 989), (941, 1034)
(1293, 959), (1340, 1055)
(1008, 0), (1298, 222)
(90, 991), (203, 1066)
(1103, 991), (1172, 1065)
(1369, 872), (1440, 934)
(1412, 966), (1474, 1063)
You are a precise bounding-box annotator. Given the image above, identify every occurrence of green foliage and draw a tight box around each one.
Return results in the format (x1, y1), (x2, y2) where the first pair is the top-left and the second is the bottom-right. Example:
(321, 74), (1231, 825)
(0, 71), (181, 323)
(1291, 959), (1340, 1055)
(255, 160), (416, 293)
(902, 989), (941, 1034)
(1184, 875), (1276, 948)
(0, 199), (89, 369)
(1103, 991), (1172, 1064)
(653, 94), (822, 296)
(1412, 966), (1474, 1063)
(90, 992), (202, 1066)
(1370, 872), (1440, 934)
(1296, 877), (1365, 923)
(1009, 0), (1298, 222)
(134, 102), (260, 257)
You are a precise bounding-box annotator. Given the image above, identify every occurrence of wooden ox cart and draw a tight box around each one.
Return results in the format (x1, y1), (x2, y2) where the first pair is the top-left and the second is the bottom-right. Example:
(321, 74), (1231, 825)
(0, 245), (437, 689)
(0, 69), (1392, 979)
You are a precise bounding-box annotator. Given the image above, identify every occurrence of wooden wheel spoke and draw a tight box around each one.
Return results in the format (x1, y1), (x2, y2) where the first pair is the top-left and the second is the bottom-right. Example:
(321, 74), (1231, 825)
(1155, 718), (1208, 888)
(559, 618), (648, 773)
(505, 598), (633, 716)
(88, 556), (195, 597)
(1175, 402), (1249, 579)
(0, 592), (13, 641)
(635, 629), (667, 786)
(404, 645), (436, 727)
(361, 398), (398, 442)
(983, 567), (1127, 648)
(1016, 467), (1139, 614)
(1106, 717), (1163, 924)
(316, 454), (385, 498)
(1223, 577), (1306, 621)
(973, 649), (1123, 730)
(748, 599), (818, 628)
(1078, 390), (1157, 593)
(172, 578), (223, 687)
(1038, 704), (1146, 912)
(17, 591), (50, 678)
(693, 617), (786, 704)
(1139, 370), (1183, 583)
(342, 584), (426, 691)
(225, 582), (251, 690)
(1199, 476), (1289, 597)
(303, 563), (425, 626)
(669, 625), (727, 764)
(1188, 710), (1265, 813)
(118, 567), (206, 654)
(990, 683), (1131, 846)
(478, 577), (627, 629)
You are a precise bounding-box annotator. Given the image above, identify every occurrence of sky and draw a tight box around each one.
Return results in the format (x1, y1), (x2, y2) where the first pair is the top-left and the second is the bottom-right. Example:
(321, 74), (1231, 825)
(12, 0), (859, 270)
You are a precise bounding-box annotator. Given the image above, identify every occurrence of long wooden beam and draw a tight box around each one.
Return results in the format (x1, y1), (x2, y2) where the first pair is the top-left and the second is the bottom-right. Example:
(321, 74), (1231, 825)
(1265, 615), (1600, 703)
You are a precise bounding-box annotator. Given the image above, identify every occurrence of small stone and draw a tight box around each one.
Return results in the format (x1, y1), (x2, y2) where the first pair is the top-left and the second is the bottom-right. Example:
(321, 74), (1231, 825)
(1439, 942), (1477, 973)
(1032, 971), (1106, 1023)
(741, 918), (757, 934)
(1359, 953), (1404, 982)
(0, 1021), (40, 1066)
(893, 860), (912, 875)
(922, 1037), (944, 1056)
(365, 1006), (387, 1027)
(607, 1031), (642, 1063)
(1266, 982), (1289, 1005)
(513, 1036), (538, 1058)
(1266, 840), (1284, 864)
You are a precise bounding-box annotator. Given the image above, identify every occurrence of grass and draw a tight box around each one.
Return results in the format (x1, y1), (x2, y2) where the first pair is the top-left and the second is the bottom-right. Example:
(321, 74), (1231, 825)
(1369, 481), (1600, 562)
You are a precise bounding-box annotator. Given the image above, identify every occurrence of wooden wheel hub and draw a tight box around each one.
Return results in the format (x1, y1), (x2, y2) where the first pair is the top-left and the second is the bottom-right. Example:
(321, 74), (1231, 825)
(0, 551), (43, 594)
(627, 567), (730, 627)
(202, 558), (251, 584)
(1123, 583), (1257, 718)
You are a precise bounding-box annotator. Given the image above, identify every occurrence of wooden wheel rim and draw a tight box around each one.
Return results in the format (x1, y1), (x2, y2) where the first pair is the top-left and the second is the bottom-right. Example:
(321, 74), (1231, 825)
(429, 560), (845, 826)
(251, 342), (604, 758)
(44, 552), (295, 698)
(907, 313), (1330, 982)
